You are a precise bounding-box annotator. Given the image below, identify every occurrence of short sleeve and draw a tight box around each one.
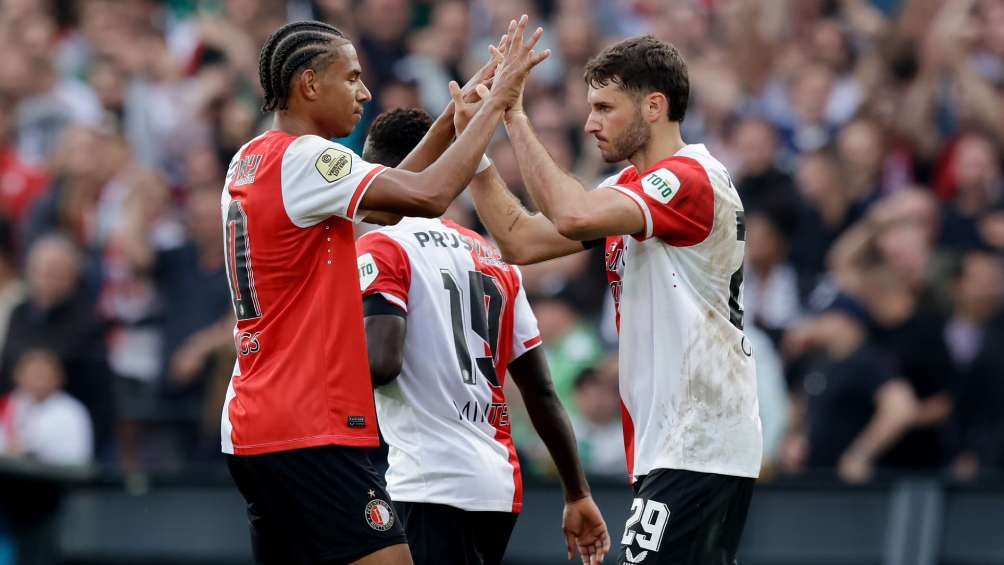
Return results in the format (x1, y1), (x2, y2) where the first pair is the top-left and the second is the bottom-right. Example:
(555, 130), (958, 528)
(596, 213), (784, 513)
(606, 157), (714, 245)
(357, 232), (411, 312)
(510, 269), (542, 359)
(281, 135), (387, 227)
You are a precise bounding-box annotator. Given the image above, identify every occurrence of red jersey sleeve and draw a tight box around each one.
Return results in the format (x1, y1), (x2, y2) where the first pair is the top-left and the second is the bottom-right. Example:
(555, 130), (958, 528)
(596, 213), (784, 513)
(607, 156), (714, 246)
(356, 232), (411, 312)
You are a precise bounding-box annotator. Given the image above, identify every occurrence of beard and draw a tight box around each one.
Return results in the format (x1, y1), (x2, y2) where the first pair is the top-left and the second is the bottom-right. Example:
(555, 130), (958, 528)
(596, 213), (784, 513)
(601, 109), (651, 163)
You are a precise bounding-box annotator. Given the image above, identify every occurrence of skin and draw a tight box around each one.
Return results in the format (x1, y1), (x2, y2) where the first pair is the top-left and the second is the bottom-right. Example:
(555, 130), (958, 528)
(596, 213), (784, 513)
(365, 312), (609, 564)
(264, 18), (548, 565)
(273, 17), (549, 219)
(464, 79), (688, 264)
(361, 105), (611, 565)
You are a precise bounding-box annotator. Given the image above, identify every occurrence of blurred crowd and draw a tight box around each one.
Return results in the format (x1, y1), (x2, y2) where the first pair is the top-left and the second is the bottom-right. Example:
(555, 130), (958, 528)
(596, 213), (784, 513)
(0, 0), (1001, 488)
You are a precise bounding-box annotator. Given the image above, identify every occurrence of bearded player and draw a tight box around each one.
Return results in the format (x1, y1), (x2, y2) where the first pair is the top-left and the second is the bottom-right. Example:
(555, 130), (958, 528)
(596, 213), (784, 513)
(467, 35), (763, 565)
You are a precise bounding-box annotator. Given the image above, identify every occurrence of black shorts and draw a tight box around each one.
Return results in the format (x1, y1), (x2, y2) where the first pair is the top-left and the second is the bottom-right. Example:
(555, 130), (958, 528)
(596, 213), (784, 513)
(227, 445), (407, 565)
(394, 501), (518, 565)
(617, 468), (754, 565)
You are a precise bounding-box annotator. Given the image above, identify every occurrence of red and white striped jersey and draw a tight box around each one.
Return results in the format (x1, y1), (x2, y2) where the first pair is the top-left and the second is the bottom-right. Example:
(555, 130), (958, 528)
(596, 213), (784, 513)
(356, 218), (541, 512)
(601, 144), (762, 480)
(220, 130), (386, 455)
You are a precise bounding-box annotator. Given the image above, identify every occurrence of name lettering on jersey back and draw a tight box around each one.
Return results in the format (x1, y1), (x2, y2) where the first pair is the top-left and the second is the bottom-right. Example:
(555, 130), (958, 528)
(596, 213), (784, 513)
(413, 230), (510, 270)
(452, 399), (510, 427)
(641, 168), (681, 204)
(233, 154), (263, 187)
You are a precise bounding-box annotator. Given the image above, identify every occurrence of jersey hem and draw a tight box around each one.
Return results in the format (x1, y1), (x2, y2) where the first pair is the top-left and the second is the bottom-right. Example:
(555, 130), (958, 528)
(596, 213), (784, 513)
(632, 462), (761, 481)
(387, 494), (522, 514)
(225, 433), (380, 455)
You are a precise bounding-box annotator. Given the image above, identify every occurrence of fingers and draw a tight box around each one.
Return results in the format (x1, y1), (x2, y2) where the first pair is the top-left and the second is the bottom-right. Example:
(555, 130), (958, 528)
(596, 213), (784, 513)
(475, 84), (490, 99)
(565, 532), (576, 561)
(496, 32), (509, 57)
(448, 80), (462, 104)
(528, 48), (551, 68)
(505, 19), (518, 57)
(526, 26), (544, 52)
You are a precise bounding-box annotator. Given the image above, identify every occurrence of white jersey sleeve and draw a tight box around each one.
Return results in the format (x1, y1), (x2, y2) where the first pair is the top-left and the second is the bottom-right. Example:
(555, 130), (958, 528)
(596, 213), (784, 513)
(280, 135), (387, 227)
(510, 269), (542, 360)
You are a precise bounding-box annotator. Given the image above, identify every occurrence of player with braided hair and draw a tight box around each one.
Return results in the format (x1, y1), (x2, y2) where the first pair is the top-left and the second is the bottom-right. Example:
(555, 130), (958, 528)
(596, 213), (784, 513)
(221, 15), (549, 565)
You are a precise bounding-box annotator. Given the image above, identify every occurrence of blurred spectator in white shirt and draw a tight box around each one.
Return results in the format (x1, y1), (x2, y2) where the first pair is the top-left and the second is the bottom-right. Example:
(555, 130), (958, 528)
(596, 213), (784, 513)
(0, 349), (92, 466)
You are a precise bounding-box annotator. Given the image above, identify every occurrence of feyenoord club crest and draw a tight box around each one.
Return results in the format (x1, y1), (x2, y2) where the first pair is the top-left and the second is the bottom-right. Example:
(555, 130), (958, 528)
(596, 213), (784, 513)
(365, 499), (395, 531)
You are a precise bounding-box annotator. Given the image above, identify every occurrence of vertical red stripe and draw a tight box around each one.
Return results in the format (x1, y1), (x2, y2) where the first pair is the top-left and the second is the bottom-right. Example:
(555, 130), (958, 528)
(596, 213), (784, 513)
(620, 400), (636, 482)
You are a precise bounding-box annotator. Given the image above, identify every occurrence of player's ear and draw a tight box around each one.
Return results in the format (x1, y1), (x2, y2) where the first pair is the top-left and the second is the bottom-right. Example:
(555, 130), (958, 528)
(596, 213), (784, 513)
(300, 68), (320, 102)
(645, 92), (668, 123)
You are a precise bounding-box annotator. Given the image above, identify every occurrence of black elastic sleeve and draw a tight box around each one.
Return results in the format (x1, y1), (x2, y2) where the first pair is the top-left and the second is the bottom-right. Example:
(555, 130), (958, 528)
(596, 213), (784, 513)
(363, 294), (406, 318)
(582, 238), (604, 249)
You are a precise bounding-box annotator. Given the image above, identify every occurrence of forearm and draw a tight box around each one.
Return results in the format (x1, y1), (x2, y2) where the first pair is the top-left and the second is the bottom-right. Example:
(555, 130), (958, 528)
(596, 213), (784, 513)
(469, 166), (583, 264)
(413, 100), (505, 213)
(524, 390), (590, 501)
(505, 114), (589, 225)
(188, 314), (237, 354)
(845, 389), (916, 461)
(397, 104), (456, 173)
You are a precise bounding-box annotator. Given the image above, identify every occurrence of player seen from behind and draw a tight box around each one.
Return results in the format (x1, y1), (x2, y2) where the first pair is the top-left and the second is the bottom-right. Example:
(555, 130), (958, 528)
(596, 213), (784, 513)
(357, 107), (609, 565)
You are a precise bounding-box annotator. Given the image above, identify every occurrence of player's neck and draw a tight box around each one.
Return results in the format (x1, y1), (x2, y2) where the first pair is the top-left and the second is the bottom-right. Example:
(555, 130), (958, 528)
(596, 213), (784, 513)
(272, 111), (331, 139)
(630, 122), (686, 173)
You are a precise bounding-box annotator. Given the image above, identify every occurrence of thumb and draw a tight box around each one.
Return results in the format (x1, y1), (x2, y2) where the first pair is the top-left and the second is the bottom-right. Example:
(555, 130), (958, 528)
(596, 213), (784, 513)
(448, 80), (462, 104)
(475, 84), (490, 100)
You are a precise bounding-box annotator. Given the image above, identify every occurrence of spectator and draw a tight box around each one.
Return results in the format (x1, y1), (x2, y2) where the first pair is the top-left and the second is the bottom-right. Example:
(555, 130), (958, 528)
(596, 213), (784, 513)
(864, 265), (954, 470)
(569, 359), (625, 478)
(0, 94), (48, 228)
(118, 183), (233, 466)
(0, 223), (22, 351)
(782, 295), (918, 483)
(0, 349), (92, 466)
(944, 251), (1004, 478)
(744, 209), (803, 343)
(939, 133), (1004, 250)
(0, 234), (111, 456)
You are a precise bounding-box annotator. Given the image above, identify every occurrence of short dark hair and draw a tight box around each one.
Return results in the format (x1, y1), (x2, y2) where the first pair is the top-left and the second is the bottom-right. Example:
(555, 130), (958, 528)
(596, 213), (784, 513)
(258, 21), (348, 112)
(363, 108), (434, 167)
(583, 35), (690, 122)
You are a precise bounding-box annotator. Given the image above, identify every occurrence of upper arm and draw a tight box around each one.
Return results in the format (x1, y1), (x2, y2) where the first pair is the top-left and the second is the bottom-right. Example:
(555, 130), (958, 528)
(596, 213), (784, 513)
(281, 136), (387, 227)
(357, 232), (411, 312)
(359, 168), (446, 217)
(604, 159), (714, 244)
(507, 345), (554, 396)
(358, 232), (411, 384)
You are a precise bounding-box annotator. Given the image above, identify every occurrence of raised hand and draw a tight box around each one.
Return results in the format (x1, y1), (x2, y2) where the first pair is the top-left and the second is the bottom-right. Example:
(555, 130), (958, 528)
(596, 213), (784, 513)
(449, 80), (490, 135)
(562, 495), (610, 565)
(450, 34), (508, 134)
(489, 14), (550, 111)
(459, 32), (509, 103)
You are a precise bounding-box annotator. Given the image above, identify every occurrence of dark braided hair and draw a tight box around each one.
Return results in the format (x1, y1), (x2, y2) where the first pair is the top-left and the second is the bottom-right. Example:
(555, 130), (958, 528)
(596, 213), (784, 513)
(258, 21), (348, 112)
